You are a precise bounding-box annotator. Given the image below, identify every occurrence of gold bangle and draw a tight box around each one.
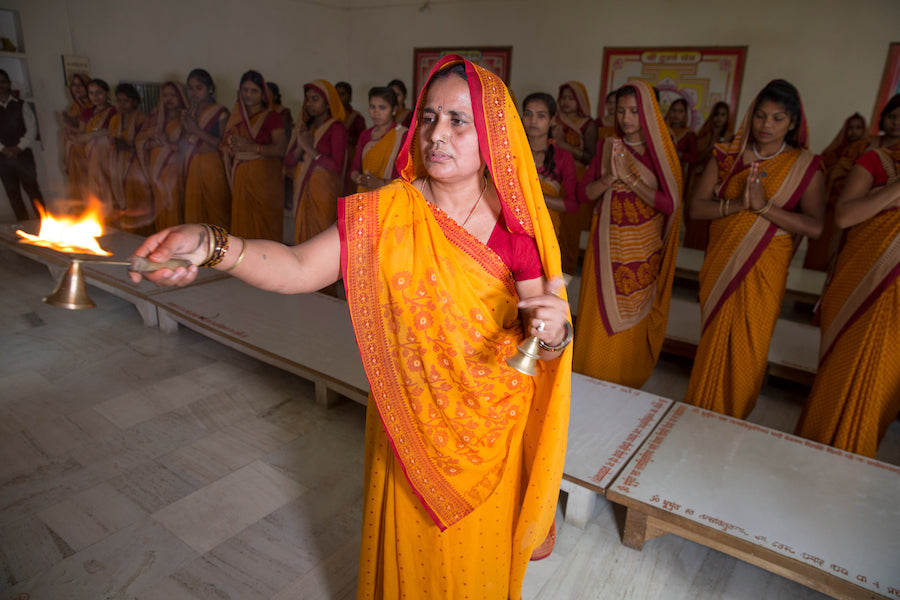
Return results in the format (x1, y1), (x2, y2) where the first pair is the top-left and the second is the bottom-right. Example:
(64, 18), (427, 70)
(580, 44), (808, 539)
(719, 198), (725, 218)
(725, 198), (730, 216)
(200, 224), (229, 267)
(754, 199), (773, 216)
(224, 237), (247, 272)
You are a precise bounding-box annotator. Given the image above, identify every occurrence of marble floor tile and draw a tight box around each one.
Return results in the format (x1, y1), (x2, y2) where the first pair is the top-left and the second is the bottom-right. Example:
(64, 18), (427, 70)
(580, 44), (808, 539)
(270, 536), (360, 600)
(37, 481), (147, 552)
(0, 513), (75, 588)
(151, 460), (306, 555)
(106, 461), (201, 515)
(24, 414), (94, 458)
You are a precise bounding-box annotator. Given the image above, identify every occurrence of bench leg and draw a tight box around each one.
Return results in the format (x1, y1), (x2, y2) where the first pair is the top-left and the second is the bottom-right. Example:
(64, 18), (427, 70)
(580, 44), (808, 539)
(560, 479), (596, 529)
(133, 299), (159, 328)
(315, 382), (342, 408)
(621, 507), (668, 551)
(157, 308), (179, 334)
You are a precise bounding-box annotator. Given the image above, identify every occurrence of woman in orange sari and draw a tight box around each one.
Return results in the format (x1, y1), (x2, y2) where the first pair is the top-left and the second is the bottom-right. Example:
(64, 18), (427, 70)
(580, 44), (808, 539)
(665, 97), (699, 174)
(595, 90), (617, 139)
(554, 81), (598, 275)
(389, 78), (413, 128)
(135, 81), (188, 232)
(75, 79), (118, 216)
(285, 79), (347, 244)
(522, 92), (578, 239)
(573, 81), (682, 388)
(349, 86), (406, 193)
(131, 55), (571, 600)
(795, 101), (900, 458)
(221, 70), (287, 241)
(61, 73), (91, 200)
(107, 83), (151, 233)
(683, 101), (734, 250)
(266, 82), (293, 132)
(183, 69), (230, 228)
(684, 80), (825, 419)
(803, 113), (868, 271)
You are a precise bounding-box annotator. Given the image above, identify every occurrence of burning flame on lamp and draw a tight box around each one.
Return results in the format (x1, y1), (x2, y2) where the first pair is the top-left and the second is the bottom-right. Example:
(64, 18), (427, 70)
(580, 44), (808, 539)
(16, 203), (112, 256)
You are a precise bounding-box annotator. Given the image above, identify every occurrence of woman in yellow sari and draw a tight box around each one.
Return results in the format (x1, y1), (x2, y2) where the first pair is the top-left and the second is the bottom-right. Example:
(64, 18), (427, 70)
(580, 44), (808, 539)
(349, 86), (406, 193)
(796, 96), (900, 457)
(803, 113), (868, 271)
(554, 81), (598, 274)
(129, 55), (571, 600)
(61, 73), (91, 200)
(107, 83), (151, 233)
(685, 80), (825, 419)
(183, 69), (230, 228)
(221, 70), (287, 241)
(135, 81), (188, 232)
(573, 81), (683, 388)
(75, 80), (117, 216)
(684, 101), (734, 250)
(285, 79), (348, 244)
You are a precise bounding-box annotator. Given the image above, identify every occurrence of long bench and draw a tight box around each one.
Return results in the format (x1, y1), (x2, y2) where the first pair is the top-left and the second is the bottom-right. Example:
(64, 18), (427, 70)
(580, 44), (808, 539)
(607, 403), (900, 600)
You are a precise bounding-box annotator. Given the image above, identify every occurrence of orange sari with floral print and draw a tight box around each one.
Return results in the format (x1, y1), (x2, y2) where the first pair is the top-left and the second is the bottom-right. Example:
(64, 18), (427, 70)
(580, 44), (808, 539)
(685, 89), (821, 418)
(573, 81), (683, 388)
(341, 56), (570, 600)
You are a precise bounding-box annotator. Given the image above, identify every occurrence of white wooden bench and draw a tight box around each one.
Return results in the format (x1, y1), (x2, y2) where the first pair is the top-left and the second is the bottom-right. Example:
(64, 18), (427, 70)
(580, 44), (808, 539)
(675, 245), (827, 305)
(149, 277), (369, 407)
(561, 374), (673, 528)
(607, 402), (900, 600)
(0, 222), (226, 327)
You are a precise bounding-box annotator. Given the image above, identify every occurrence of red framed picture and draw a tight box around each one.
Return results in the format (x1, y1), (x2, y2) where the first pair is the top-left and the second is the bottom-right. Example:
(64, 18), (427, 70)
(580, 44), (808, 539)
(412, 47), (512, 97)
(599, 46), (747, 131)
(871, 42), (900, 134)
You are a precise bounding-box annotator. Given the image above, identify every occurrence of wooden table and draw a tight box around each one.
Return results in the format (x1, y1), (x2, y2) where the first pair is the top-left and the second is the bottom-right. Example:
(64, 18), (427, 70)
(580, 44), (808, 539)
(607, 403), (900, 600)
(561, 375), (673, 528)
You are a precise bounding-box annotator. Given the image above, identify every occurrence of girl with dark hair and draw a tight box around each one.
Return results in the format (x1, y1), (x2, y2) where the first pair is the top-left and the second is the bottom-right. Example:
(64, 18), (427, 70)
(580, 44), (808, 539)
(871, 94), (900, 148)
(350, 86), (407, 193)
(665, 97), (699, 178)
(796, 93), (900, 457)
(804, 113), (869, 270)
(61, 73), (92, 195)
(266, 81), (293, 132)
(521, 92), (577, 241)
(285, 79), (348, 245)
(595, 90), (617, 138)
(388, 78), (413, 128)
(183, 68), (230, 228)
(573, 82), (683, 388)
(108, 82), (151, 232)
(74, 79), (117, 213)
(685, 79), (825, 418)
(136, 81), (189, 231)
(220, 70), (287, 241)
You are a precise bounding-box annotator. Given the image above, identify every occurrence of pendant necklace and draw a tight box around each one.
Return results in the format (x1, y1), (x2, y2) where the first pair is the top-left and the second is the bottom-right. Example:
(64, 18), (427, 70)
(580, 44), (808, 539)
(752, 141), (786, 178)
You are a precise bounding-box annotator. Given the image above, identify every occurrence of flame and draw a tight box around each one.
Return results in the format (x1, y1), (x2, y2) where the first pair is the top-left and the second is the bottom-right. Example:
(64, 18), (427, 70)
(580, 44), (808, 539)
(16, 203), (113, 256)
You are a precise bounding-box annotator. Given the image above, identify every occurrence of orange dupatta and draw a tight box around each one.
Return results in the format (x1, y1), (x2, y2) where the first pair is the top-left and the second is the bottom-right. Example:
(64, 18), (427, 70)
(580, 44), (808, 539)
(135, 82), (188, 185)
(557, 81), (591, 163)
(340, 55), (570, 593)
(356, 124), (406, 192)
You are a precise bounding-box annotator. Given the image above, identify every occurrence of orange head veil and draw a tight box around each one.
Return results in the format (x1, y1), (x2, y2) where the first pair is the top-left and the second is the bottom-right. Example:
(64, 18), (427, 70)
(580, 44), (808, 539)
(822, 112), (866, 155)
(558, 81), (591, 119)
(302, 79), (346, 124)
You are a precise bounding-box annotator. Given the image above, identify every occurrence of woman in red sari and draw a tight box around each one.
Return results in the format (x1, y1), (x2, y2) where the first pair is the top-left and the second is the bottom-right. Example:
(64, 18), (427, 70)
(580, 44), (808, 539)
(684, 80), (825, 419)
(136, 81), (188, 232)
(183, 69), (230, 228)
(573, 81), (682, 388)
(61, 73), (92, 200)
(554, 81), (598, 274)
(130, 55), (571, 600)
(796, 95), (900, 457)
(221, 70), (287, 241)
(285, 79), (347, 244)
(683, 101), (734, 250)
(665, 97), (699, 183)
(108, 83), (152, 233)
(349, 86), (406, 193)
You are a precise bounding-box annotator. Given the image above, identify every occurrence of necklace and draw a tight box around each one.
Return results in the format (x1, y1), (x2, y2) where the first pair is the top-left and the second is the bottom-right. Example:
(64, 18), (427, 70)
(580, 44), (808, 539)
(424, 176), (488, 228)
(752, 141), (786, 161)
(623, 138), (645, 147)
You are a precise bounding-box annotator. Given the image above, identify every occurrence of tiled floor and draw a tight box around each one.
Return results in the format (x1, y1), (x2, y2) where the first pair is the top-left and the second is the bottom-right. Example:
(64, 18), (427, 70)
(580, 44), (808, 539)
(1, 247), (897, 599)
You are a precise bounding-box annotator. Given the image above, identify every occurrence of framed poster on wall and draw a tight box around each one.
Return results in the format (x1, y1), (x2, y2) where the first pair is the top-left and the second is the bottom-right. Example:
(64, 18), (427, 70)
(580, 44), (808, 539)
(61, 55), (90, 87)
(871, 42), (900, 134)
(599, 47), (747, 131)
(413, 47), (512, 97)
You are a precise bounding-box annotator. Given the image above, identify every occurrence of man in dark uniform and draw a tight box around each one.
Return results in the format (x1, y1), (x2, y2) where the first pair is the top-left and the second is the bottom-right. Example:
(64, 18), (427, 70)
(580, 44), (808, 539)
(0, 68), (44, 220)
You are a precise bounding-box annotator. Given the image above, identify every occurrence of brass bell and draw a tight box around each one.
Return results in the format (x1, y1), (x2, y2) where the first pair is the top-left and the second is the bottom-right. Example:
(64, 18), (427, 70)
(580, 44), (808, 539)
(43, 260), (96, 310)
(506, 335), (542, 377)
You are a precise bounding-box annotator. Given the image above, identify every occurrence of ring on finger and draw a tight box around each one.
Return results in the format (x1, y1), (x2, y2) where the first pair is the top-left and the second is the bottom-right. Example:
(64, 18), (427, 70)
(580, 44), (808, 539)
(536, 320), (546, 332)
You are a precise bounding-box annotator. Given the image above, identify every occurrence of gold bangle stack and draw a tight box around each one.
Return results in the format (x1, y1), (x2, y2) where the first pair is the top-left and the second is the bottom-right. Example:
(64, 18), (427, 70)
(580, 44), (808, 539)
(200, 224), (229, 268)
(224, 237), (247, 272)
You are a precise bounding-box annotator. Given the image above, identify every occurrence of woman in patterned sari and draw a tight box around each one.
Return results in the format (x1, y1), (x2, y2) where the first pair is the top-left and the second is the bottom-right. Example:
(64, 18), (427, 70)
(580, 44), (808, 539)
(135, 81), (188, 232)
(684, 80), (825, 419)
(129, 55), (571, 600)
(573, 81), (682, 388)
(796, 95), (900, 457)
(61, 73), (91, 200)
(286, 79), (347, 244)
(554, 81), (598, 275)
(221, 70), (287, 241)
(108, 83), (151, 233)
(803, 113), (868, 271)
(78, 80), (117, 216)
(349, 86), (406, 193)
(183, 69), (230, 228)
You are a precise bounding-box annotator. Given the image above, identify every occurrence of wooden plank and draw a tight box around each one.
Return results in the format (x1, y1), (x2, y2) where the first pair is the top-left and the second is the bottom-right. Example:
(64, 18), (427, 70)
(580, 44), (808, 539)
(608, 403), (900, 600)
(151, 278), (369, 406)
(561, 375), (673, 528)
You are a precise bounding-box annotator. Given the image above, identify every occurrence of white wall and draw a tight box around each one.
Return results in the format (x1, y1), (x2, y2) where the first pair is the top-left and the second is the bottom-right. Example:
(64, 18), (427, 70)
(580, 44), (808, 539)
(2, 0), (898, 222)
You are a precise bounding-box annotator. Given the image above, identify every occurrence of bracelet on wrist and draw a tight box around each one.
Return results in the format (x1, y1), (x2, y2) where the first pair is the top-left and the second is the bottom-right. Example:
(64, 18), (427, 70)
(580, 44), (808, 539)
(539, 321), (574, 352)
(754, 199), (773, 216)
(223, 237), (247, 272)
(200, 224), (229, 268)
